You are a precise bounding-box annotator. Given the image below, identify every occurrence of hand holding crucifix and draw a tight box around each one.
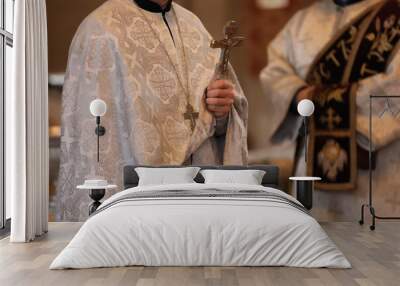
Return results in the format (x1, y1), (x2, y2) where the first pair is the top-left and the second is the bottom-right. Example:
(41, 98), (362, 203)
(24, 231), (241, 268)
(206, 21), (245, 118)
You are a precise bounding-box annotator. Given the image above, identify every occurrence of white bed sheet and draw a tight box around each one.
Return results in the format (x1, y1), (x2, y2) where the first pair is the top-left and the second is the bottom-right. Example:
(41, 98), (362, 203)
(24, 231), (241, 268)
(50, 183), (351, 269)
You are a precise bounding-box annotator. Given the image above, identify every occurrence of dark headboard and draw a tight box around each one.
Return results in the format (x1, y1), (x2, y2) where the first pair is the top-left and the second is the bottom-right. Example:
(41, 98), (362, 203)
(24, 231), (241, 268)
(123, 165), (280, 189)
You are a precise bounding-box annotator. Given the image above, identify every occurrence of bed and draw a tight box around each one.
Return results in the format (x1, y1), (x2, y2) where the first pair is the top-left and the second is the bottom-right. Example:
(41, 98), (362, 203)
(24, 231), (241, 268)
(50, 165), (350, 269)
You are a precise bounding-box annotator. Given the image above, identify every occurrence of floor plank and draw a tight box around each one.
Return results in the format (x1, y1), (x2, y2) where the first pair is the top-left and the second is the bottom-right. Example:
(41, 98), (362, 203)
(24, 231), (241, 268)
(0, 222), (399, 286)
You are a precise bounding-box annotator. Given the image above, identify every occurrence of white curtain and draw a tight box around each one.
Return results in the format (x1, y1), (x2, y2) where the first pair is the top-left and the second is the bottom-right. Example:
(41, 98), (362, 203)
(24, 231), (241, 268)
(7, 0), (49, 242)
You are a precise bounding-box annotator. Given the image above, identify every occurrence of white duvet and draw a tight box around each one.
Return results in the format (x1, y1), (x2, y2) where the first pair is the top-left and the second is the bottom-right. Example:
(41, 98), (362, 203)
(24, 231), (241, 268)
(50, 183), (351, 269)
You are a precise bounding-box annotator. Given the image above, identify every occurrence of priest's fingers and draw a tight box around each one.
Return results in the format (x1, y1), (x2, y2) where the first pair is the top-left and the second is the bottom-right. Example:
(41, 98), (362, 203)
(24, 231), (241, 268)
(207, 105), (232, 113)
(206, 88), (235, 99)
(206, 97), (234, 106)
(208, 79), (234, 91)
(214, 112), (227, 118)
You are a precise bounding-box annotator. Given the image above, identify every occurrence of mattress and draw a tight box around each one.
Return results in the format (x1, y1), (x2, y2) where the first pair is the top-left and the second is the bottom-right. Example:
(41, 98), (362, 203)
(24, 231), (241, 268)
(50, 183), (351, 269)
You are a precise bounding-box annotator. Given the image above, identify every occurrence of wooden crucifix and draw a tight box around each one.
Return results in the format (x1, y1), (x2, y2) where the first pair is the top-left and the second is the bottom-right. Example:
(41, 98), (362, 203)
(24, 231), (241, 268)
(210, 20), (245, 78)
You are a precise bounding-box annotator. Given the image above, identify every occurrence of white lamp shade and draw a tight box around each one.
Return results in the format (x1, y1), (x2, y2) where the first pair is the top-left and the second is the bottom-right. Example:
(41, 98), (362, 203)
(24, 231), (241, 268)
(90, 99), (107, 117)
(297, 99), (315, 117)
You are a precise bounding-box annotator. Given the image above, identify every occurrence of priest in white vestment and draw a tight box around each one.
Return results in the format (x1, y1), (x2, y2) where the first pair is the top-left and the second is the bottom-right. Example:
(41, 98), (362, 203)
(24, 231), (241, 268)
(260, 0), (400, 220)
(57, 0), (248, 221)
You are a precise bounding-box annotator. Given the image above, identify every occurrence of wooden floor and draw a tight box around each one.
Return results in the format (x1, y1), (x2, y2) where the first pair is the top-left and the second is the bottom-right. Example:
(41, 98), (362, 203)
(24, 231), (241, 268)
(0, 222), (399, 286)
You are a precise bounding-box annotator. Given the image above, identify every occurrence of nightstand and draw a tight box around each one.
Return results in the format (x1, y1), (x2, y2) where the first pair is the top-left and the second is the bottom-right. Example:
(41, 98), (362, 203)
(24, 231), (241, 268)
(289, 177), (321, 210)
(77, 181), (117, 215)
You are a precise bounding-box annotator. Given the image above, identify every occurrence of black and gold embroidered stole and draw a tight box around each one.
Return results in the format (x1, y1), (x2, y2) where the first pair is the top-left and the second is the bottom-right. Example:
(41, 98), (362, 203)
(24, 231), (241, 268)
(306, 0), (400, 191)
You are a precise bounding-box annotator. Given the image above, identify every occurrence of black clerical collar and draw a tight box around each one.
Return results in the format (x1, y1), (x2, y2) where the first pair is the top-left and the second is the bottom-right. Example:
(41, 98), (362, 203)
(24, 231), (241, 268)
(333, 0), (363, 7)
(134, 0), (176, 44)
(134, 0), (172, 14)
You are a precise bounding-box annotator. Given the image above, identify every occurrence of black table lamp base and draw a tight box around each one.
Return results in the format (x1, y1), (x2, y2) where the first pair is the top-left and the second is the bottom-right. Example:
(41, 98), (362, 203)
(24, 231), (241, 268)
(89, 189), (106, 215)
(296, 181), (313, 210)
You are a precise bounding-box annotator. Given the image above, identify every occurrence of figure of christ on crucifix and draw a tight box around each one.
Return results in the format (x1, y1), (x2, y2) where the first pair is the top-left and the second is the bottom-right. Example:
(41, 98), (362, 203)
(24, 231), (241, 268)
(211, 20), (246, 79)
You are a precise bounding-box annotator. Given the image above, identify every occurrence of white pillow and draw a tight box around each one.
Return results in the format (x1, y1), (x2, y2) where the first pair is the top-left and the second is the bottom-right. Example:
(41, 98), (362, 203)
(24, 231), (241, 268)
(135, 167), (201, 186)
(200, 169), (266, 185)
